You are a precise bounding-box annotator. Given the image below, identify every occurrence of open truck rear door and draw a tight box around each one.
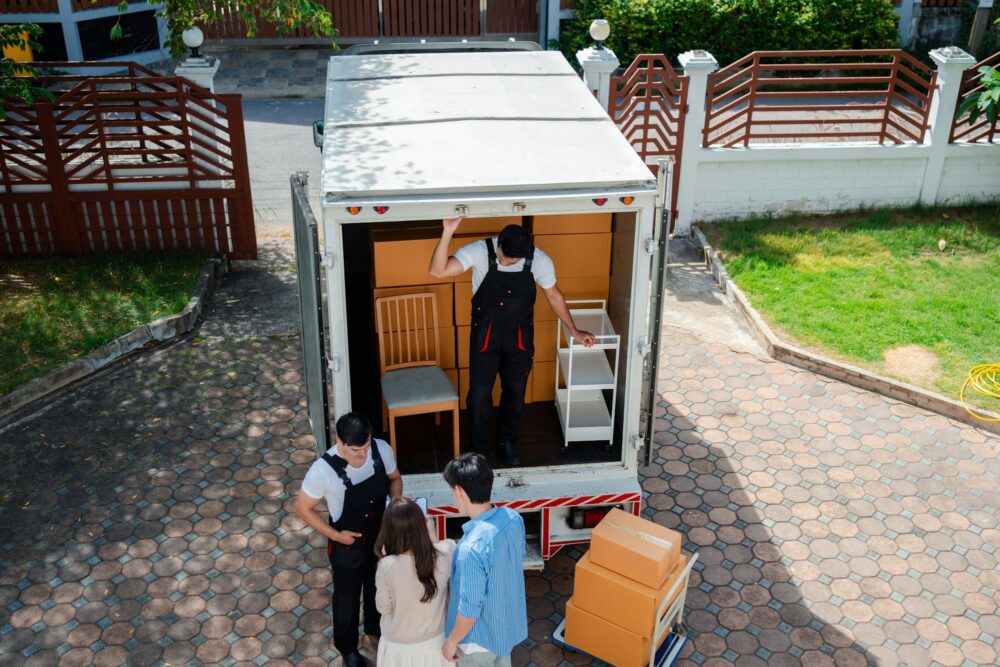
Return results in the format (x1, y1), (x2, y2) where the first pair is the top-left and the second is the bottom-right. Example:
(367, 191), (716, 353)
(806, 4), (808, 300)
(291, 172), (331, 455)
(639, 160), (674, 466)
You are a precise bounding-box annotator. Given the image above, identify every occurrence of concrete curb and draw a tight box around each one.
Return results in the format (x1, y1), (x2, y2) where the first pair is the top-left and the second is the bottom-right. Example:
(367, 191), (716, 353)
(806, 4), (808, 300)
(691, 225), (1000, 436)
(0, 257), (229, 420)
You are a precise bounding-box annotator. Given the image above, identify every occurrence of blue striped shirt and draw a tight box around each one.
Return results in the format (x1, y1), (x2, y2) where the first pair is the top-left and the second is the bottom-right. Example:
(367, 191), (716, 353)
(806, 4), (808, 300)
(446, 506), (527, 656)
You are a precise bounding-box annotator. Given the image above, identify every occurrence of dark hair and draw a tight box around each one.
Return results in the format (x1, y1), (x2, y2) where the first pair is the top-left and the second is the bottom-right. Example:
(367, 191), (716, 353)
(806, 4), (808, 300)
(374, 498), (439, 603)
(443, 453), (494, 504)
(497, 225), (533, 260)
(335, 412), (372, 447)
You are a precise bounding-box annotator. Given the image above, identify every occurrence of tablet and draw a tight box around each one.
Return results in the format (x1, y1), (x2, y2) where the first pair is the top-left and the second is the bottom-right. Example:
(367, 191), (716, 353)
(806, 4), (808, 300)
(386, 496), (429, 516)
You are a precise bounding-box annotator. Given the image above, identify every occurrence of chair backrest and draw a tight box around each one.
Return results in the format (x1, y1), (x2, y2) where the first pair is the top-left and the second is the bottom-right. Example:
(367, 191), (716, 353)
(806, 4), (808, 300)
(374, 293), (441, 374)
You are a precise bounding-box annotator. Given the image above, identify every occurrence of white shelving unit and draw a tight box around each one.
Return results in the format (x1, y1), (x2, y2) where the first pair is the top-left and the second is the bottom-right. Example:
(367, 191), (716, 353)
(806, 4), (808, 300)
(554, 300), (620, 450)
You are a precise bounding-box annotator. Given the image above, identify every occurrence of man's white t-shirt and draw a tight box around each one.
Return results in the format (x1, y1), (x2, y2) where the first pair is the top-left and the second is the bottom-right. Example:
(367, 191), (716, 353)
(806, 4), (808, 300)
(300, 439), (397, 522)
(453, 237), (557, 294)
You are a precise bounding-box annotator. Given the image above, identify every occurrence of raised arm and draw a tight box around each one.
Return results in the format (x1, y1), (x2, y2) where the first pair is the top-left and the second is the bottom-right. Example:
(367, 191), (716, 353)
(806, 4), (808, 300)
(428, 216), (468, 279)
(541, 284), (596, 347)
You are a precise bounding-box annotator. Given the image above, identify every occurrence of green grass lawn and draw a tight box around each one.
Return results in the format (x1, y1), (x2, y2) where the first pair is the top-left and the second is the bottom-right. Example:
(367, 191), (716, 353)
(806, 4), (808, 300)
(0, 252), (205, 396)
(702, 204), (1000, 415)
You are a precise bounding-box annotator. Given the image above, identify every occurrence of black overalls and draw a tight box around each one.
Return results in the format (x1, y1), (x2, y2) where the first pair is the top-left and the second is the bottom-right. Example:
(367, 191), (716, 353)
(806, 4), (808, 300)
(467, 238), (536, 454)
(322, 445), (389, 656)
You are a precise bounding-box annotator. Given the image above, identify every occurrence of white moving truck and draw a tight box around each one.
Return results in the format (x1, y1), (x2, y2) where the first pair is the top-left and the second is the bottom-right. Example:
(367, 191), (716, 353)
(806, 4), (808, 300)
(292, 47), (671, 568)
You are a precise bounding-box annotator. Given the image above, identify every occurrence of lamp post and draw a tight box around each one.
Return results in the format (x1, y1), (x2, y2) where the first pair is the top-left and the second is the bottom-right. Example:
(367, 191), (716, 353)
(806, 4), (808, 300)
(576, 19), (619, 109)
(182, 25), (205, 60)
(589, 19), (610, 50)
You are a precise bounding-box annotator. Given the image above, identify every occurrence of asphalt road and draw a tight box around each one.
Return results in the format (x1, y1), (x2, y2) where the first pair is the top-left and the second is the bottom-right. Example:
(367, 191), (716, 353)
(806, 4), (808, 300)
(243, 99), (325, 230)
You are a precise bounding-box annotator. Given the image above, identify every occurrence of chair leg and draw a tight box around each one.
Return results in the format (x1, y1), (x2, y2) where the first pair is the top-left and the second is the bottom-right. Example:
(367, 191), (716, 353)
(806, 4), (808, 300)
(434, 412), (441, 427)
(451, 401), (461, 459)
(388, 410), (398, 461)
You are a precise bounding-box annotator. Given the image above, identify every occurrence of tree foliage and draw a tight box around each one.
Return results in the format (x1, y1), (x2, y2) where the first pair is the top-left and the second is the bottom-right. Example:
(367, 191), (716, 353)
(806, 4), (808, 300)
(108, 0), (336, 58)
(560, 0), (899, 68)
(959, 65), (1000, 127)
(0, 24), (54, 121)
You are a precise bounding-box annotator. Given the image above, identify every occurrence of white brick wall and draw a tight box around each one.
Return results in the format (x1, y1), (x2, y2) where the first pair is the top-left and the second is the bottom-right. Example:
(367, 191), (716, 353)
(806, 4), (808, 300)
(680, 143), (1000, 227)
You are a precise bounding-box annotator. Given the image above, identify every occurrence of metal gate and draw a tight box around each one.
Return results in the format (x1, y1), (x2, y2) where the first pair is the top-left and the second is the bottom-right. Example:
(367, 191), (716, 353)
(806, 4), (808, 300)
(608, 54), (688, 233)
(291, 172), (331, 456)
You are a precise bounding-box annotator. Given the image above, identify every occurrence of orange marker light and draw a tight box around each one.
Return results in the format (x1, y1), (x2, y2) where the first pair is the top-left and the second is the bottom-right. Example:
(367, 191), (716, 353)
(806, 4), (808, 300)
(346, 206), (362, 215)
(593, 198), (608, 206)
(619, 196), (634, 205)
(374, 206), (389, 215)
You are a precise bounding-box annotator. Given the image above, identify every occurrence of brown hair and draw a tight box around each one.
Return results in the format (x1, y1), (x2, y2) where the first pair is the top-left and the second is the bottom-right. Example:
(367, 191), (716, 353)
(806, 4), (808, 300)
(374, 498), (439, 603)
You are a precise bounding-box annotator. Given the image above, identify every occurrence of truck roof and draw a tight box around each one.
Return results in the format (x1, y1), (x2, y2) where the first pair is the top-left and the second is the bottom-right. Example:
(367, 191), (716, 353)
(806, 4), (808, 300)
(321, 51), (657, 200)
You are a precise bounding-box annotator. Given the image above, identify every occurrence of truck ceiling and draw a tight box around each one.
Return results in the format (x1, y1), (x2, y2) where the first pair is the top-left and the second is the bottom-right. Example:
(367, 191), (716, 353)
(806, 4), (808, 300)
(321, 51), (657, 200)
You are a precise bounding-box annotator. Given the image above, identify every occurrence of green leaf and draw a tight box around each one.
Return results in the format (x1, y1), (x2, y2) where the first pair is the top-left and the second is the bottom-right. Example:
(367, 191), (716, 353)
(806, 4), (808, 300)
(109, 23), (123, 40)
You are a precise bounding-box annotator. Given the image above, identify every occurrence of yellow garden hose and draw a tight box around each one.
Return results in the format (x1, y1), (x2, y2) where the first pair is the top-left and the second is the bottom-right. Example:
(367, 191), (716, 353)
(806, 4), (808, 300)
(960, 364), (1000, 422)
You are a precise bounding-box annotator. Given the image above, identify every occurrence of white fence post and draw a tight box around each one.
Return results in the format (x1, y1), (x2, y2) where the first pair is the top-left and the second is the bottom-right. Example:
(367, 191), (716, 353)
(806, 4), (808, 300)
(576, 46), (620, 110)
(674, 50), (718, 237)
(919, 46), (977, 205)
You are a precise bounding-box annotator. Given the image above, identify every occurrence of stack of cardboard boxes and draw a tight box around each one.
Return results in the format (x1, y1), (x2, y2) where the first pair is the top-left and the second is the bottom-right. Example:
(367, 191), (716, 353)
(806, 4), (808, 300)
(371, 214), (613, 408)
(565, 509), (689, 667)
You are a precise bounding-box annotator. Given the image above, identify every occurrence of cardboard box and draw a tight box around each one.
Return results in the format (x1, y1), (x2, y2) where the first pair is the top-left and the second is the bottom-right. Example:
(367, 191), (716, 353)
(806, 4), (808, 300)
(457, 325), (470, 368)
(564, 596), (662, 667)
(590, 508), (682, 588)
(532, 361), (555, 402)
(374, 284), (454, 328)
(531, 213), (611, 235)
(534, 233), (611, 279)
(373, 231), (452, 288)
(534, 319), (558, 363)
(444, 368), (458, 393)
(378, 326), (456, 371)
(534, 276), (610, 322)
(454, 281), (473, 326)
(459, 216), (521, 235)
(573, 551), (689, 639)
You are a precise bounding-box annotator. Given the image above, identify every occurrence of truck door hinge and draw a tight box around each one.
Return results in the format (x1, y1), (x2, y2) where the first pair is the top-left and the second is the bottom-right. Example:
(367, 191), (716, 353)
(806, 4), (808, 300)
(637, 337), (651, 358)
(644, 236), (658, 255)
(631, 433), (644, 450)
(328, 354), (341, 373)
(320, 253), (335, 269)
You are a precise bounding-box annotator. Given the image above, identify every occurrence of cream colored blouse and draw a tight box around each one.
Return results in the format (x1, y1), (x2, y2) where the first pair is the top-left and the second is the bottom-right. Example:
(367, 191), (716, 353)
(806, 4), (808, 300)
(375, 539), (456, 644)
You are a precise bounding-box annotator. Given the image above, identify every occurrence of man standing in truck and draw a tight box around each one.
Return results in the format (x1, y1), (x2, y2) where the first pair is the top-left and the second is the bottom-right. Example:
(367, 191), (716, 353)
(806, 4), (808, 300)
(429, 217), (596, 466)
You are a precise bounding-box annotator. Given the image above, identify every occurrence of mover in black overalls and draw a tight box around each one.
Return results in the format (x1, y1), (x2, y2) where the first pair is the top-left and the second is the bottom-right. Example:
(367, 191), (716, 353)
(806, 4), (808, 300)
(430, 218), (596, 466)
(295, 412), (403, 667)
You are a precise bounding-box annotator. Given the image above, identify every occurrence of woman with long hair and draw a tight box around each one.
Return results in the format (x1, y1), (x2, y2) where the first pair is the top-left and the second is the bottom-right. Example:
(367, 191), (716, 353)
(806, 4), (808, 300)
(374, 497), (455, 666)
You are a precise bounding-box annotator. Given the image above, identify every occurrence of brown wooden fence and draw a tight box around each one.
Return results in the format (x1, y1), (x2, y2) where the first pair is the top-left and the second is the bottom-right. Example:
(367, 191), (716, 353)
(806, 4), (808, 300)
(0, 62), (257, 260)
(0, 0), (57, 12)
(608, 54), (687, 230)
(950, 51), (1000, 145)
(201, 0), (538, 41)
(703, 50), (936, 147)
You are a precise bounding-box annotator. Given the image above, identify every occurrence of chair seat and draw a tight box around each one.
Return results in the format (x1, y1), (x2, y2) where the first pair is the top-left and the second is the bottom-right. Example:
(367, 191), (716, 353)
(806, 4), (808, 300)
(381, 366), (458, 410)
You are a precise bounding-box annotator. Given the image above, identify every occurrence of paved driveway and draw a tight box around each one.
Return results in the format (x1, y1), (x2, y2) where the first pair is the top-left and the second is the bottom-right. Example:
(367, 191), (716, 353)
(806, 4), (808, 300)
(1, 241), (997, 666)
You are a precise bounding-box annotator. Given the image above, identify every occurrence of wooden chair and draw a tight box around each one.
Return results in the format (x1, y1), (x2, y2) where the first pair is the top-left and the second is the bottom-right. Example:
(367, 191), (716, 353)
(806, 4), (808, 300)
(375, 293), (460, 459)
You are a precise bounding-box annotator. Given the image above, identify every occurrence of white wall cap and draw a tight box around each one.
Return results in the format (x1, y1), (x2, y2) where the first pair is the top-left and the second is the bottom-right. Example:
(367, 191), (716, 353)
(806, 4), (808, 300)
(929, 46), (977, 67)
(678, 50), (719, 71)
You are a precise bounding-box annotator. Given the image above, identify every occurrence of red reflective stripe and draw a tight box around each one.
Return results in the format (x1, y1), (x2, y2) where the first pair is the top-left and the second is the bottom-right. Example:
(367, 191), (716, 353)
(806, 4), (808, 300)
(479, 321), (493, 352)
(517, 325), (525, 351)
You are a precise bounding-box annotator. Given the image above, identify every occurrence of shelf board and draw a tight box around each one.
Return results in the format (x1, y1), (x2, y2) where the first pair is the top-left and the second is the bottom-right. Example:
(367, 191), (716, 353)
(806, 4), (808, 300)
(557, 349), (615, 389)
(555, 388), (612, 442)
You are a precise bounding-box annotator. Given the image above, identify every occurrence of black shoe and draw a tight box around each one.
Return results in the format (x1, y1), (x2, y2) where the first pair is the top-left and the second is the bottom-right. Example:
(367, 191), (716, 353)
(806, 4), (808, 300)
(343, 652), (367, 667)
(500, 440), (521, 467)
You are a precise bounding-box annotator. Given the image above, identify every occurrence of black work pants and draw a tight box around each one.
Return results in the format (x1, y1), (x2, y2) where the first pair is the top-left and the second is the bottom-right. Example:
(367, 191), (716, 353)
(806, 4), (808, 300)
(467, 343), (533, 455)
(330, 550), (380, 655)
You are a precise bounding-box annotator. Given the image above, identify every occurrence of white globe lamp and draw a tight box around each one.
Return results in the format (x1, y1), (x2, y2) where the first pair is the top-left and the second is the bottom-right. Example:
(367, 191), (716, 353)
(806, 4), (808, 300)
(182, 26), (205, 59)
(589, 19), (610, 50)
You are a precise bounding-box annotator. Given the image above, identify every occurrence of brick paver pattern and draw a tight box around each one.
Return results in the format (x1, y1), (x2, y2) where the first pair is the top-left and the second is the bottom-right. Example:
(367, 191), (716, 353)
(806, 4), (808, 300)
(1, 322), (998, 666)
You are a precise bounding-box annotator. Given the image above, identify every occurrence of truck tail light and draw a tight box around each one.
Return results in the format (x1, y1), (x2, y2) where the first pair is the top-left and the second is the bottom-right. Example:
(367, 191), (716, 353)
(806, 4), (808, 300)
(374, 206), (389, 215)
(346, 206), (362, 215)
(592, 198), (607, 206)
(568, 505), (618, 530)
(619, 196), (634, 205)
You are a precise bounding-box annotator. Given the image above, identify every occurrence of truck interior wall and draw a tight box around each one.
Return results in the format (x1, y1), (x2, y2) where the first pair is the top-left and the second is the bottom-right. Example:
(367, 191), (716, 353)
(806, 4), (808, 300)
(609, 211), (638, 445)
